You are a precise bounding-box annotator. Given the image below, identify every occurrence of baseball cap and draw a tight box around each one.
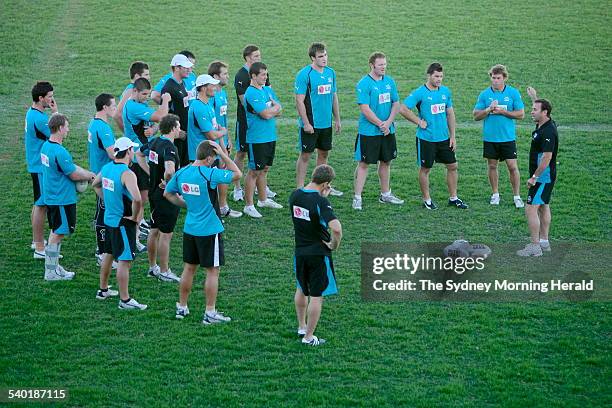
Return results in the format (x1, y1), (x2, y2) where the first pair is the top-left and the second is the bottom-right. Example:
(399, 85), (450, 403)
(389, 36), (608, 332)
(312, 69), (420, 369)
(171, 54), (194, 68)
(195, 74), (220, 87)
(114, 137), (139, 156)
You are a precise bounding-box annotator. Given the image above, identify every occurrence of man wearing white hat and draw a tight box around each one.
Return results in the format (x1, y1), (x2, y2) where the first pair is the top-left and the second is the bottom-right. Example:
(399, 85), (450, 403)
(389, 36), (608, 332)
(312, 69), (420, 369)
(93, 137), (146, 309)
(161, 54), (194, 166)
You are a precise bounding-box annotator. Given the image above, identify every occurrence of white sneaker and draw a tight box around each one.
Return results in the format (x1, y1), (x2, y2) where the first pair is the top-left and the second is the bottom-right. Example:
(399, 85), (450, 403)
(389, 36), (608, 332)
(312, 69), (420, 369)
(44, 267), (75, 281)
(257, 198), (283, 209)
(329, 187), (344, 197)
(352, 197), (362, 210)
(256, 185), (277, 198)
(96, 288), (119, 299)
(232, 188), (244, 202)
(34, 250), (63, 260)
(516, 243), (543, 257)
(95, 253), (118, 269)
(176, 303), (190, 319)
(147, 264), (160, 278)
(297, 328), (306, 338)
(302, 335), (326, 346)
(243, 205), (263, 218)
(220, 206), (243, 218)
(203, 310), (231, 324)
(540, 242), (552, 252)
(379, 192), (404, 205)
(158, 269), (180, 283)
(136, 241), (147, 253)
(514, 196), (525, 208)
(118, 298), (147, 310)
(490, 194), (500, 205)
(31, 240), (47, 250)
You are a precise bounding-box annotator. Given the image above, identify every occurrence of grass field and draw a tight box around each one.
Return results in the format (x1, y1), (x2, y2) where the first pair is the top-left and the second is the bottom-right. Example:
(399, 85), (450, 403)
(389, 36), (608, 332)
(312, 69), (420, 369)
(1, 1), (611, 407)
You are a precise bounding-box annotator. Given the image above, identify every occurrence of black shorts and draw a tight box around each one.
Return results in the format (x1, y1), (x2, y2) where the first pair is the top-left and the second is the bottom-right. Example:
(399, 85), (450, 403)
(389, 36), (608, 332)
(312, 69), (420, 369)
(294, 255), (338, 297)
(174, 138), (189, 167)
(247, 141), (276, 170)
(150, 197), (180, 233)
(47, 204), (76, 235)
(299, 127), (333, 153)
(106, 218), (137, 261)
(235, 120), (248, 152)
(183, 232), (225, 268)
(131, 162), (149, 191)
(416, 137), (456, 168)
(483, 141), (518, 161)
(31, 172), (44, 206)
(354, 134), (397, 164)
(527, 182), (555, 205)
(94, 196), (107, 252)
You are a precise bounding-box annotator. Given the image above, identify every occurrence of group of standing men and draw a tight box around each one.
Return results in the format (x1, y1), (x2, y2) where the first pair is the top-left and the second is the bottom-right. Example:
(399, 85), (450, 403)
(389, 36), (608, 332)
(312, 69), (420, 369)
(23, 42), (558, 345)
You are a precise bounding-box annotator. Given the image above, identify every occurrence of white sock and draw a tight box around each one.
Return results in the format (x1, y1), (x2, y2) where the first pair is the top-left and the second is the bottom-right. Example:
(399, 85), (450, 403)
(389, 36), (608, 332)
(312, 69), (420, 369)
(381, 191), (391, 197)
(449, 196), (458, 201)
(492, 193), (500, 198)
(245, 205), (255, 210)
(220, 205), (229, 212)
(539, 239), (549, 245)
(424, 199), (432, 205)
(354, 195), (362, 200)
(513, 195), (521, 200)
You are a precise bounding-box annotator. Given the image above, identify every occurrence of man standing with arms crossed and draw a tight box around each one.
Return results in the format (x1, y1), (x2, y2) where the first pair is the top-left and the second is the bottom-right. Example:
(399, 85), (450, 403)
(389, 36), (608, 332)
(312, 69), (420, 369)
(290, 164), (342, 346)
(473, 64), (525, 207)
(352, 52), (404, 210)
(93, 137), (146, 308)
(232, 45), (276, 201)
(25, 81), (57, 258)
(41, 114), (96, 280)
(243, 62), (284, 218)
(400, 62), (468, 210)
(517, 88), (558, 257)
(165, 141), (242, 324)
(295, 42), (343, 195)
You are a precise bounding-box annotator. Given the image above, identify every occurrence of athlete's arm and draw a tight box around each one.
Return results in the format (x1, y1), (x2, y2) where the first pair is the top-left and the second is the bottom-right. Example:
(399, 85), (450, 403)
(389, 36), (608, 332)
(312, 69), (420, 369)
(92, 173), (103, 200)
(114, 89), (130, 130)
(163, 191), (187, 208)
(332, 93), (341, 134)
(258, 104), (281, 120)
(496, 108), (525, 120)
(359, 104), (384, 128)
(122, 171), (142, 222)
(135, 150), (149, 175)
(399, 105), (427, 128)
(325, 219), (343, 251)
(295, 94), (314, 133)
(526, 86), (538, 102)
(527, 152), (553, 187)
(473, 106), (493, 121)
(150, 93), (171, 122)
(68, 165), (96, 182)
(204, 128), (227, 141)
(150, 91), (162, 105)
(447, 107), (457, 151)
(213, 142), (242, 182)
(380, 101), (400, 134)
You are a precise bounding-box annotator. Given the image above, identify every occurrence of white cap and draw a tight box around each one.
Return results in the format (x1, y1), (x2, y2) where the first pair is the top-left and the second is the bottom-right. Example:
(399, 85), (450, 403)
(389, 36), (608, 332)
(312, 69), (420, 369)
(170, 54), (194, 68)
(195, 74), (220, 87)
(114, 137), (139, 156)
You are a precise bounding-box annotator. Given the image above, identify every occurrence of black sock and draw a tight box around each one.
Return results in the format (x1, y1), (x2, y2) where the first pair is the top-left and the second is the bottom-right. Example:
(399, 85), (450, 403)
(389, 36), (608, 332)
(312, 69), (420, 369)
(99, 288), (108, 292)
(121, 297), (131, 303)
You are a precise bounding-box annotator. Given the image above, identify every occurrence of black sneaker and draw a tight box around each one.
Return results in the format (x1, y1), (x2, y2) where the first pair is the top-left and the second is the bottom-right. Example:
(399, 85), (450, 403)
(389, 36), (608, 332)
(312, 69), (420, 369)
(423, 200), (438, 210)
(448, 197), (469, 209)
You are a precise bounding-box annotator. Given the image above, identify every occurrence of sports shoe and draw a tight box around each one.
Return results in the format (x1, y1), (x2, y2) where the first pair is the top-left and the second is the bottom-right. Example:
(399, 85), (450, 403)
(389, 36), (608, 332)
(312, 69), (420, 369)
(44, 266), (75, 281)
(490, 194), (500, 205)
(257, 198), (283, 209)
(243, 205), (263, 218)
(202, 310), (231, 325)
(138, 224), (149, 238)
(118, 298), (147, 310)
(302, 336), (326, 346)
(297, 328), (306, 338)
(176, 303), (190, 319)
(255, 185), (276, 198)
(379, 192), (404, 205)
(34, 250), (63, 260)
(540, 242), (552, 252)
(514, 197), (525, 208)
(516, 243), (543, 257)
(220, 206), (243, 218)
(96, 288), (119, 300)
(329, 187), (344, 197)
(31, 240), (47, 250)
(448, 197), (469, 209)
(147, 264), (160, 278)
(158, 269), (180, 283)
(95, 253), (118, 269)
(136, 241), (147, 253)
(423, 200), (438, 210)
(232, 188), (244, 202)
(352, 197), (362, 210)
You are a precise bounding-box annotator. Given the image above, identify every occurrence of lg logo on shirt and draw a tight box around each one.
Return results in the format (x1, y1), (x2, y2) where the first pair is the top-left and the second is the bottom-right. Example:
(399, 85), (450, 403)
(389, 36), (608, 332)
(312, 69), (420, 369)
(317, 84), (331, 95)
(220, 105), (227, 116)
(378, 93), (391, 104)
(149, 150), (159, 164)
(102, 177), (115, 192)
(41, 153), (50, 167)
(181, 183), (200, 196)
(293, 205), (311, 221)
(431, 103), (446, 115)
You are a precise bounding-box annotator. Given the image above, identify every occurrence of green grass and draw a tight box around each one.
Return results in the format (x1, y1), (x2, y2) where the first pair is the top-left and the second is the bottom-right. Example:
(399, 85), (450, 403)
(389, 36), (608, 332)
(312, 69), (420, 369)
(0, 1), (611, 407)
